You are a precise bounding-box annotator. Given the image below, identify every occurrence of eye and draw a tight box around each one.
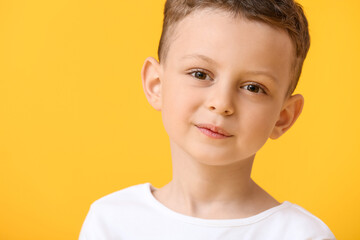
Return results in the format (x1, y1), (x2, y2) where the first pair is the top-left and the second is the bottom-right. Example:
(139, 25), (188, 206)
(242, 84), (266, 94)
(190, 70), (212, 81)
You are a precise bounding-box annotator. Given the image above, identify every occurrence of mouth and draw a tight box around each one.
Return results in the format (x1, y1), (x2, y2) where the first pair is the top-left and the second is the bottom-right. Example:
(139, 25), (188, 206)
(195, 123), (233, 139)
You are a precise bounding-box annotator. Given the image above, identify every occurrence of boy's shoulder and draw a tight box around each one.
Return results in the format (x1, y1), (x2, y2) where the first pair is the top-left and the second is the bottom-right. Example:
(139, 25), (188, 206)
(270, 201), (335, 238)
(94, 183), (146, 201)
(90, 182), (149, 210)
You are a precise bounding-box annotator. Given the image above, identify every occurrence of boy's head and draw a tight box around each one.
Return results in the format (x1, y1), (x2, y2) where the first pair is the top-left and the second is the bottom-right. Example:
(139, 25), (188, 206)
(158, 0), (310, 95)
(141, 0), (310, 165)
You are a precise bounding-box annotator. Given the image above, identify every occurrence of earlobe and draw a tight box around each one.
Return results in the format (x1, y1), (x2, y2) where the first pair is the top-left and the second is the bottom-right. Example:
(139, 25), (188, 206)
(141, 57), (162, 111)
(270, 94), (304, 139)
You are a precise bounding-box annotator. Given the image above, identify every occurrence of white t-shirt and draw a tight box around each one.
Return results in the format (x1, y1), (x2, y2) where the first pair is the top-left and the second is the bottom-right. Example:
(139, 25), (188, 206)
(79, 183), (336, 240)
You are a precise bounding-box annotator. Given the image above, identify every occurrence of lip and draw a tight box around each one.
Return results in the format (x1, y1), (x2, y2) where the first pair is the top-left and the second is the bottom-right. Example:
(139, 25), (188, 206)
(195, 123), (233, 139)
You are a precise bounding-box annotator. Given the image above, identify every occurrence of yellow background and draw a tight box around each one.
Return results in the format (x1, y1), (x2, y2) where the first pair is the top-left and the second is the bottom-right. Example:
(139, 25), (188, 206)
(0, 0), (359, 239)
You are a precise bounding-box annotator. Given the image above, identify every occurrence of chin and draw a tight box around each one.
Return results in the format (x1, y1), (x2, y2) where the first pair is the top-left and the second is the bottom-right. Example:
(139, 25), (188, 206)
(190, 151), (254, 167)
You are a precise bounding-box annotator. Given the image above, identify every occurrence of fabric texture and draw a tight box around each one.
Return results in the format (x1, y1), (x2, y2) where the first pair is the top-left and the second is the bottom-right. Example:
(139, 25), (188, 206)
(79, 183), (336, 240)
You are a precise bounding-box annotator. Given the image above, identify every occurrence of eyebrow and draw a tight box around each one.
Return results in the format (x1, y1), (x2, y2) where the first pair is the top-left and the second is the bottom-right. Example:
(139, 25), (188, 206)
(242, 70), (277, 82)
(181, 54), (218, 65)
(181, 54), (277, 82)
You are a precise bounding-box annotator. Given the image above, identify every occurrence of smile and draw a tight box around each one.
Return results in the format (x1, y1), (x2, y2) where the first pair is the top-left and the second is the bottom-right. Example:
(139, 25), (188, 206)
(195, 124), (233, 139)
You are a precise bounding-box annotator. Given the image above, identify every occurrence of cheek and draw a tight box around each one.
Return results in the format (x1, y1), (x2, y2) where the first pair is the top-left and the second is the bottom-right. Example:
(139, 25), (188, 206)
(240, 102), (281, 139)
(161, 84), (200, 137)
(162, 78), (200, 114)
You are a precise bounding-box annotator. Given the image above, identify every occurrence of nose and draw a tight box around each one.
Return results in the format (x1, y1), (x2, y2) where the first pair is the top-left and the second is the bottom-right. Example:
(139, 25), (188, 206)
(206, 84), (235, 116)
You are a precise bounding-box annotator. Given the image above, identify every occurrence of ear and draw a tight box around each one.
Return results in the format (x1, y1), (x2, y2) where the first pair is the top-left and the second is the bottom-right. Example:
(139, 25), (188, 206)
(270, 94), (304, 139)
(141, 57), (162, 111)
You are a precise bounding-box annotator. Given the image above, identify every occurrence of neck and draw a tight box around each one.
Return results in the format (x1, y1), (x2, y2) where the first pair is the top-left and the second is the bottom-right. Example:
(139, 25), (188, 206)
(171, 146), (255, 204)
(151, 141), (279, 219)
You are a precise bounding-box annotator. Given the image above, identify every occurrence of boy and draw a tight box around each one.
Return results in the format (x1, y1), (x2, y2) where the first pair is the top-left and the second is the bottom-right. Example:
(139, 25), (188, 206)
(79, 0), (336, 239)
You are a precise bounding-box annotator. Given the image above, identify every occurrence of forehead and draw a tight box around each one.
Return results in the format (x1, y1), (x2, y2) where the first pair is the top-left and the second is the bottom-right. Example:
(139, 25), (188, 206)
(164, 9), (295, 87)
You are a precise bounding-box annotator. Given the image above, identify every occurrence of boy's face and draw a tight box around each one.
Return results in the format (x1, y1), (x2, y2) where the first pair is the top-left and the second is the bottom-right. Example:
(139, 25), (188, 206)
(144, 9), (302, 166)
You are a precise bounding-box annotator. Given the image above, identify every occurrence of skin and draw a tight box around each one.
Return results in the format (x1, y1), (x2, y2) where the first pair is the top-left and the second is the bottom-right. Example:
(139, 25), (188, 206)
(141, 9), (304, 219)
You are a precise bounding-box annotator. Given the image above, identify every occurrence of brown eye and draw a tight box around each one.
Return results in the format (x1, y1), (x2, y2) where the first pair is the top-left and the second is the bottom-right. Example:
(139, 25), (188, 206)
(193, 71), (207, 80)
(247, 84), (260, 93)
(242, 84), (265, 94)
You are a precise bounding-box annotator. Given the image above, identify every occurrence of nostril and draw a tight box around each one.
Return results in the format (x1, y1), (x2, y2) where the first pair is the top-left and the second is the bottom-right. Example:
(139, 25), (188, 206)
(208, 105), (233, 115)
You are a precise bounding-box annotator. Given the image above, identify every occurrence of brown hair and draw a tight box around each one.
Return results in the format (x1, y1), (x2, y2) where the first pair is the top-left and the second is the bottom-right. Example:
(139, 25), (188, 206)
(157, 0), (310, 94)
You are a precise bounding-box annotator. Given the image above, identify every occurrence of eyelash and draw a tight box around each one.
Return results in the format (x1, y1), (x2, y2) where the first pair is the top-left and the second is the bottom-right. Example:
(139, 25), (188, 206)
(188, 69), (267, 94)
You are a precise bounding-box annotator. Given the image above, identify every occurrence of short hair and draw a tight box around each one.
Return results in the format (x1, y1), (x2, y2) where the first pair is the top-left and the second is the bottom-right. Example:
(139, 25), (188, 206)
(157, 0), (310, 95)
